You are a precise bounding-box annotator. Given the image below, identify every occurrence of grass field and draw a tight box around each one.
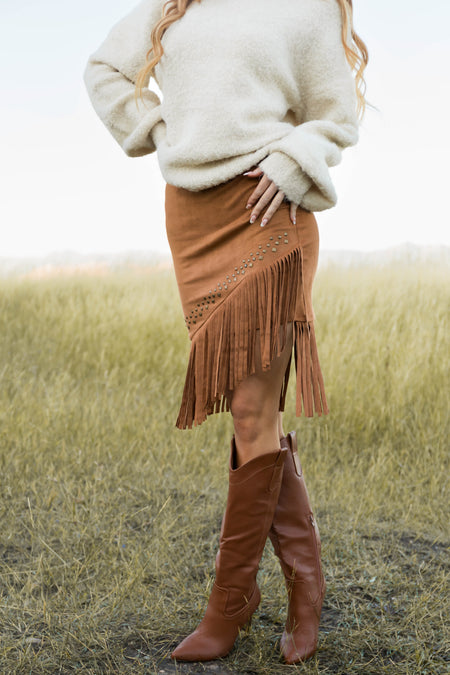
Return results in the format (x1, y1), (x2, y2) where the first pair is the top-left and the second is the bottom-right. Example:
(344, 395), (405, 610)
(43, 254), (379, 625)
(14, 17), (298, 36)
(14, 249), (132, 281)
(0, 263), (448, 674)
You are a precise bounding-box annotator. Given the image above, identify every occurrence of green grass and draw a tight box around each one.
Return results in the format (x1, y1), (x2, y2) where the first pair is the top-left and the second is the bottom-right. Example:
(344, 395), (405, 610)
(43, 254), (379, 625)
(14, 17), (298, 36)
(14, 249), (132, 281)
(0, 263), (448, 674)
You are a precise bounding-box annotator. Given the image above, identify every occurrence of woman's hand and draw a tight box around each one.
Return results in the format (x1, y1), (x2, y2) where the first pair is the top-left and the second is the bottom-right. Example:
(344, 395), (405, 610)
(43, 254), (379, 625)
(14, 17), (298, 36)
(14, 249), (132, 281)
(243, 167), (298, 226)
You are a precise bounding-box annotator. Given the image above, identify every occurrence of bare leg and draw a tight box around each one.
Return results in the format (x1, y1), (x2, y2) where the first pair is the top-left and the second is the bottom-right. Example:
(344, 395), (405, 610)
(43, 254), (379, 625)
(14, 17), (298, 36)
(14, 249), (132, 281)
(230, 323), (293, 467)
(277, 411), (286, 442)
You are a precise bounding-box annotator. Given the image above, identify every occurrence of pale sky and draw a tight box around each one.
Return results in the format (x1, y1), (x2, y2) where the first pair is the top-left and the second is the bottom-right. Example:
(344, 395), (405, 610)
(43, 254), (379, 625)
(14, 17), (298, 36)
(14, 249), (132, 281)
(1, 0), (449, 258)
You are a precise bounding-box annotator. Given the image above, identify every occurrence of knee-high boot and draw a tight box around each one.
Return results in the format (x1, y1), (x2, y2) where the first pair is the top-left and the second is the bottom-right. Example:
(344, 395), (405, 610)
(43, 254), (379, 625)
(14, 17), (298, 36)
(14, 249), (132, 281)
(268, 430), (326, 663)
(171, 437), (287, 662)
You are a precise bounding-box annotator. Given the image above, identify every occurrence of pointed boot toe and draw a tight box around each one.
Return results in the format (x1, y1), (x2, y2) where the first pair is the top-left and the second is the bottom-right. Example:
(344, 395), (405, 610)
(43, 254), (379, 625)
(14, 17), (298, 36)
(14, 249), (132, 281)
(171, 582), (260, 661)
(170, 625), (226, 662)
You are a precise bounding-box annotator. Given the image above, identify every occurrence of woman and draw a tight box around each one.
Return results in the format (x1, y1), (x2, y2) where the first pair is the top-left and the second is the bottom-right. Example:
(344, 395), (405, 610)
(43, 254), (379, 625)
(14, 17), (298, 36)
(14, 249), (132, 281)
(84, 0), (368, 664)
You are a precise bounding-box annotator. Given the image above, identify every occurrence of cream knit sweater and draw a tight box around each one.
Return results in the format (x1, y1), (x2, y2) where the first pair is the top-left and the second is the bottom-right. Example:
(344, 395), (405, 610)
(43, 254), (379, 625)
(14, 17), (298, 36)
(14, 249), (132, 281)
(84, 0), (359, 211)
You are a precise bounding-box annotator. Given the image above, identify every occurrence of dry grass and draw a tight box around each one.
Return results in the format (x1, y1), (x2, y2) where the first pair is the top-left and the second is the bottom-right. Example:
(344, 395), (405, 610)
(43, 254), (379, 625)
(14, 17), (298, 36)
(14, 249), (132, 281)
(0, 263), (448, 674)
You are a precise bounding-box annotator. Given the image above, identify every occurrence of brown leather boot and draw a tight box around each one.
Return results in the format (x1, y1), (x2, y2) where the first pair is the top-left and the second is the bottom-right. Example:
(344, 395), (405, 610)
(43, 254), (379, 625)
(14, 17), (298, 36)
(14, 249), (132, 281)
(268, 430), (326, 664)
(171, 437), (287, 662)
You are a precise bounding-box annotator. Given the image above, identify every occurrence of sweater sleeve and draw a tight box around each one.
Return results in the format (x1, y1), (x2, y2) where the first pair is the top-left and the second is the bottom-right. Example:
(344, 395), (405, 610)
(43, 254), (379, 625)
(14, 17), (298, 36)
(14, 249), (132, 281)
(257, 0), (359, 211)
(83, 0), (166, 157)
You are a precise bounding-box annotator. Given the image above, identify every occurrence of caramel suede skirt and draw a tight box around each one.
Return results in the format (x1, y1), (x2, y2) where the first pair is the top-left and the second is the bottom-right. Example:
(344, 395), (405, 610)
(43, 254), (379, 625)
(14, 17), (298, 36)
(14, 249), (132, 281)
(165, 170), (329, 430)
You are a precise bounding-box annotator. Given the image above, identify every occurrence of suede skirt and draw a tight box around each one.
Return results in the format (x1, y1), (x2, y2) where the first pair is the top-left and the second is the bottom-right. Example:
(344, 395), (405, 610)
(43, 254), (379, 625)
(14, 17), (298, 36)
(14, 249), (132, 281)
(165, 170), (329, 430)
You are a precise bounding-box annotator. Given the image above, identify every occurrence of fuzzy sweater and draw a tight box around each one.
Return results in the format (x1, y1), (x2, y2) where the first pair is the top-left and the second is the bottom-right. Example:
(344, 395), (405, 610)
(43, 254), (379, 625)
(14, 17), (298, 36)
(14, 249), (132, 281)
(83, 0), (359, 211)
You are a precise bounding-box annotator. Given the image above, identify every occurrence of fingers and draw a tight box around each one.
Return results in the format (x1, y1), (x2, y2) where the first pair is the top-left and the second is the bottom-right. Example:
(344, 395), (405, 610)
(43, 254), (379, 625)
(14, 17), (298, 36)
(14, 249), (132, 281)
(244, 169), (299, 228)
(248, 181), (279, 224)
(246, 173), (273, 211)
(259, 191), (285, 227)
(290, 201), (298, 225)
(243, 167), (264, 177)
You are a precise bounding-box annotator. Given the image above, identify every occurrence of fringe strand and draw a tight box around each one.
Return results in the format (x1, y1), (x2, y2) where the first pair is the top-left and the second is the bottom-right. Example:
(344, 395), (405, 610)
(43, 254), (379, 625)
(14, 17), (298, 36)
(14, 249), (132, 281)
(176, 247), (329, 429)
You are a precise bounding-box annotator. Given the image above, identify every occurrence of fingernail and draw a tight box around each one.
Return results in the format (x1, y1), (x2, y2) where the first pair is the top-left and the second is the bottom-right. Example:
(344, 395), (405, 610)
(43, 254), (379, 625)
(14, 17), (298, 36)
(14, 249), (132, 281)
(246, 203), (251, 209)
(261, 218), (268, 227)
(293, 217), (296, 224)
(250, 215), (256, 224)
(243, 172), (250, 176)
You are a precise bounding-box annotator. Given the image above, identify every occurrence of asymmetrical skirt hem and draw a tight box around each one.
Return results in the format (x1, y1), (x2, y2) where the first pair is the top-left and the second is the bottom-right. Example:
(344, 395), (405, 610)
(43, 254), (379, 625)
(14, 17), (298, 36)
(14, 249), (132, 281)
(175, 246), (329, 430)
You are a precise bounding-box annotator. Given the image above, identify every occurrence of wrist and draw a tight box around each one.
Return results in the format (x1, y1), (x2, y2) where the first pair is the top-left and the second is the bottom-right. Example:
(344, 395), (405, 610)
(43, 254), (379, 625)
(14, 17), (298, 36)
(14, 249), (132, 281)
(258, 152), (313, 205)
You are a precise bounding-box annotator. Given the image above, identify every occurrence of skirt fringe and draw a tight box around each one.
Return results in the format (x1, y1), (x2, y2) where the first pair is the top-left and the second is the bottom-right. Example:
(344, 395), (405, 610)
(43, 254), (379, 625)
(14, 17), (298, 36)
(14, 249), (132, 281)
(175, 247), (329, 430)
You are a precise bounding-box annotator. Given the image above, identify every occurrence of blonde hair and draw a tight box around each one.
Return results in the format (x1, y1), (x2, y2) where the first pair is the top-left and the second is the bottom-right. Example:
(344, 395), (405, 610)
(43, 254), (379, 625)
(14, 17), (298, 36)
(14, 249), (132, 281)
(336, 0), (368, 119)
(135, 0), (369, 120)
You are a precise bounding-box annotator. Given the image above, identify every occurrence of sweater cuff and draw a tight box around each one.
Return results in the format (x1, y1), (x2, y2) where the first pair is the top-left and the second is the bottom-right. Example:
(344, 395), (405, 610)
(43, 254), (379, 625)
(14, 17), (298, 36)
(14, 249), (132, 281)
(258, 151), (313, 205)
(150, 119), (166, 148)
(122, 99), (163, 157)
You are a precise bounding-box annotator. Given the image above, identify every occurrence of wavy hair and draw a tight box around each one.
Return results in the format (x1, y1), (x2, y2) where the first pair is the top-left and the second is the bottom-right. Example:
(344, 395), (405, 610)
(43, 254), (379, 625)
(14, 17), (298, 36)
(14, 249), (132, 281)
(135, 0), (369, 120)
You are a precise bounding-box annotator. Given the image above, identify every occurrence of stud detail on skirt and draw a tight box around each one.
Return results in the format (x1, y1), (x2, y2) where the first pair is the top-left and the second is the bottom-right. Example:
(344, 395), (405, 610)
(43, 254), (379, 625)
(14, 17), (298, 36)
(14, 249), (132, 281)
(184, 231), (290, 330)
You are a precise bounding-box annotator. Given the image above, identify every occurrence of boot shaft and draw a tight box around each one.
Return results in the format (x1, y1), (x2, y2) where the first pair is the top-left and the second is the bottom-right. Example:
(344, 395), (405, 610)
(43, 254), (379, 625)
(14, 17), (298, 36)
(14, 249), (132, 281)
(270, 432), (323, 587)
(215, 438), (287, 591)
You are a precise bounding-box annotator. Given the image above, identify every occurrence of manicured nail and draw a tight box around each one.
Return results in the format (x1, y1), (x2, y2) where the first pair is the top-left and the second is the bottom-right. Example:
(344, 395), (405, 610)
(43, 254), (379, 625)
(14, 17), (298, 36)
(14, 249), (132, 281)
(261, 218), (268, 227)
(243, 171), (251, 176)
(249, 215), (256, 224)
(246, 203), (251, 209)
(292, 217), (296, 224)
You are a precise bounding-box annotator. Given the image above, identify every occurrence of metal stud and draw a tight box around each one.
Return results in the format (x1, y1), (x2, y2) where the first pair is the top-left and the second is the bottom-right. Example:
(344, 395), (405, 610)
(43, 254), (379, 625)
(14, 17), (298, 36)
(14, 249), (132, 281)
(249, 263), (253, 268)
(258, 255), (263, 260)
(271, 247), (277, 252)
(284, 239), (289, 244)
(269, 236), (274, 240)
(284, 232), (288, 236)
(263, 249), (266, 253)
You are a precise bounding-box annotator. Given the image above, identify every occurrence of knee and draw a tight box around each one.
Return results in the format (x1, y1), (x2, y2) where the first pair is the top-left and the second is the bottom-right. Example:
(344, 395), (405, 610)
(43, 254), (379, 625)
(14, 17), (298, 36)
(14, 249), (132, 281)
(230, 391), (277, 444)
